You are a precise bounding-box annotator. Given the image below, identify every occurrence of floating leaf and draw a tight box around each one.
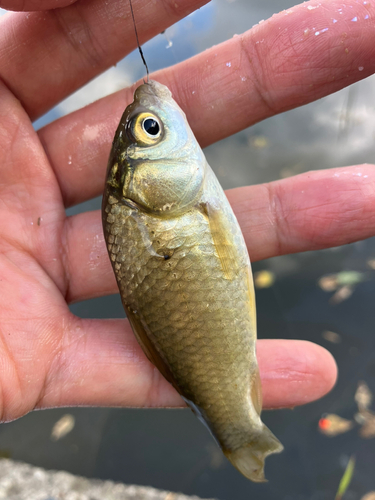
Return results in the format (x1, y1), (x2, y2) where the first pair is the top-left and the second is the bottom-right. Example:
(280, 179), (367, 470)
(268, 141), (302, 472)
(359, 410), (375, 439)
(336, 271), (366, 286)
(322, 331), (342, 344)
(254, 270), (275, 289)
(318, 275), (339, 292)
(318, 271), (366, 293)
(249, 135), (269, 149)
(335, 455), (355, 500)
(355, 381), (373, 412)
(51, 414), (75, 441)
(354, 412), (366, 425)
(319, 414), (354, 437)
(330, 285), (353, 305)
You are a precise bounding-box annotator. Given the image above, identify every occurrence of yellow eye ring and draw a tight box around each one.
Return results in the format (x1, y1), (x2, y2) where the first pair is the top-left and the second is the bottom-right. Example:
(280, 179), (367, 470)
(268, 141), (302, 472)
(129, 112), (163, 146)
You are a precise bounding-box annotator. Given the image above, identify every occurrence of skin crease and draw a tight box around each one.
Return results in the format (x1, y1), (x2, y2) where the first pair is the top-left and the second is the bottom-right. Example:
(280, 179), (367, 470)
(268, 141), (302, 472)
(0, 0), (374, 423)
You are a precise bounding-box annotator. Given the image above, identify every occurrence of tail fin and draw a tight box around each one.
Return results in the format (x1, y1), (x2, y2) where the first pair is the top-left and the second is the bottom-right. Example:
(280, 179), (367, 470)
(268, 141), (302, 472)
(224, 424), (283, 483)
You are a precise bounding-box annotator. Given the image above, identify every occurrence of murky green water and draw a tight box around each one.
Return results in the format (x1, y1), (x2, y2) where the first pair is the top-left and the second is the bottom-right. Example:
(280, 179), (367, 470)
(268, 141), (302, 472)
(1, 1), (375, 498)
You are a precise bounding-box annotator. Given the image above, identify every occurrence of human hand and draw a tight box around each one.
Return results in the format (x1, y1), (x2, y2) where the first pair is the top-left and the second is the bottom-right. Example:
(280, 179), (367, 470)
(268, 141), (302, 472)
(0, 0), (374, 422)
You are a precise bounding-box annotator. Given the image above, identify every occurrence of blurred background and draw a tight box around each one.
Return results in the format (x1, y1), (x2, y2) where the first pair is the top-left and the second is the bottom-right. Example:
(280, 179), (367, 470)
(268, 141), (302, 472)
(1, 0), (375, 499)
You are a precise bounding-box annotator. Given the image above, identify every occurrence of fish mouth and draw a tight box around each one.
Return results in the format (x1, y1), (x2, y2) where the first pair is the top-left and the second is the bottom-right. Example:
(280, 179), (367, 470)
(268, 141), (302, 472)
(133, 80), (173, 105)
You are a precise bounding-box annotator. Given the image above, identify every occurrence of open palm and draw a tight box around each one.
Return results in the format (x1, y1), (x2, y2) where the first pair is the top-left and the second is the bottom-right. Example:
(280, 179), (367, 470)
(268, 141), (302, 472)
(0, 0), (374, 422)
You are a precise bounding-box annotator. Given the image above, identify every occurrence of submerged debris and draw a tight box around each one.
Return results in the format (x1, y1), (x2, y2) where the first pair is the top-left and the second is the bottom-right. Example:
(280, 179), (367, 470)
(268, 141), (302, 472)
(354, 381), (375, 439)
(318, 271), (366, 291)
(358, 411), (375, 439)
(355, 381), (373, 412)
(248, 135), (269, 149)
(318, 275), (339, 292)
(318, 271), (366, 304)
(330, 285), (353, 305)
(319, 414), (354, 437)
(50, 414), (75, 441)
(322, 330), (342, 344)
(320, 381), (375, 439)
(254, 270), (275, 288)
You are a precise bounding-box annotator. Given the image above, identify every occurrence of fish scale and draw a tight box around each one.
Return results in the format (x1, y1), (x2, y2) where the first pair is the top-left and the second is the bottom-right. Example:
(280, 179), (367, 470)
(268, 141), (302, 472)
(105, 198), (258, 452)
(102, 80), (283, 482)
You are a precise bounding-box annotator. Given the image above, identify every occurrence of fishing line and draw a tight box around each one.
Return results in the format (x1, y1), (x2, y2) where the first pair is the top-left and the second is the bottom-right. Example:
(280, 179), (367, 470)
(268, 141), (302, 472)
(128, 0), (149, 83)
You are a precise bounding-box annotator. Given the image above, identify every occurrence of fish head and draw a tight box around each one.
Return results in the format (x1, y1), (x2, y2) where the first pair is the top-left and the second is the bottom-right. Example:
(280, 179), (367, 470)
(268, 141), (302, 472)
(105, 80), (206, 216)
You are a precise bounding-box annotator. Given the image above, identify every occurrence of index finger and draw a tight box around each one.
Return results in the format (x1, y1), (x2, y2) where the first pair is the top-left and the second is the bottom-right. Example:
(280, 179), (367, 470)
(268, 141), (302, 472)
(0, 0), (209, 119)
(0, 0), (78, 10)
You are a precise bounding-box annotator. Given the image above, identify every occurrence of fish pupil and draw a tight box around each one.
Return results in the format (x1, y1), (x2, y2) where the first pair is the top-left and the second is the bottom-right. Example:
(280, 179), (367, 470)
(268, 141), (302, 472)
(143, 118), (160, 136)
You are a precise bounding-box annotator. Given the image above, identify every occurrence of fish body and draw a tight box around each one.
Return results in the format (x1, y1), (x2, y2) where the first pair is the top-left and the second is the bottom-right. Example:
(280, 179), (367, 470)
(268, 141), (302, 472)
(102, 80), (283, 482)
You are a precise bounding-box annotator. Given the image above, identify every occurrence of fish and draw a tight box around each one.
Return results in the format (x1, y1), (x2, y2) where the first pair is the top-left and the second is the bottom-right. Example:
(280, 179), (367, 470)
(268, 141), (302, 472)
(102, 80), (283, 482)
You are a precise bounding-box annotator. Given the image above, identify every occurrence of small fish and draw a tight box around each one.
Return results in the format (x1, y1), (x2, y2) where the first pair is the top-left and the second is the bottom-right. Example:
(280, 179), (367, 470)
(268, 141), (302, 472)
(102, 80), (283, 482)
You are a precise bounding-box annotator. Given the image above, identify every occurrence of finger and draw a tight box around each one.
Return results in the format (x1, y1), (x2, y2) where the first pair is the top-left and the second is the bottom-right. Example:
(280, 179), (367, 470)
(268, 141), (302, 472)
(0, 0), (209, 120)
(0, 0), (78, 11)
(227, 164), (375, 262)
(36, 318), (336, 410)
(0, 78), (68, 295)
(38, 0), (375, 207)
(258, 339), (337, 409)
(65, 165), (375, 303)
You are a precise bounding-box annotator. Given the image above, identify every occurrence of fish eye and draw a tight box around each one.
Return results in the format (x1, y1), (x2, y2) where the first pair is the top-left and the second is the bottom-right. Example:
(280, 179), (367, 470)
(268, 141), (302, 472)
(128, 112), (163, 146)
(142, 117), (161, 138)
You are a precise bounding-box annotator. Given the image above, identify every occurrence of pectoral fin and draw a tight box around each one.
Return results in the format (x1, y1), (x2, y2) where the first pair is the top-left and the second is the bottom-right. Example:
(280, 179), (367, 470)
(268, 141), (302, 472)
(203, 202), (240, 281)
